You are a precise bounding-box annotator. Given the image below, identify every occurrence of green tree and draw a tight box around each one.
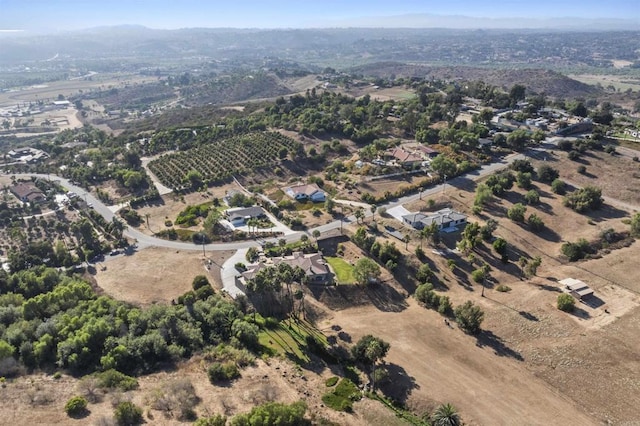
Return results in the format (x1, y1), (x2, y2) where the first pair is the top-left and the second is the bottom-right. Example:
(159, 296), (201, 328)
(524, 189), (540, 205)
(430, 155), (457, 179)
(506, 129), (529, 151)
(537, 164), (559, 183)
(527, 213), (545, 232)
(474, 183), (493, 207)
(557, 294), (576, 312)
(492, 238), (507, 256)
(516, 172), (532, 189)
(351, 335), (390, 391)
(564, 186), (603, 213)
(454, 301), (484, 334)
(432, 403), (461, 426)
(507, 203), (527, 222)
(353, 257), (381, 285)
(551, 178), (566, 195)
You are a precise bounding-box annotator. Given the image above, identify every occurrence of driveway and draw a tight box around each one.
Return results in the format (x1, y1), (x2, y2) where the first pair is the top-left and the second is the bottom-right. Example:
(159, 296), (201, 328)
(386, 205), (411, 222)
(220, 248), (250, 297)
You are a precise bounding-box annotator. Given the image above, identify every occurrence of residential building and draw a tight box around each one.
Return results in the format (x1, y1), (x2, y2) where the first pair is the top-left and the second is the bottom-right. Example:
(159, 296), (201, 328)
(242, 251), (333, 285)
(402, 208), (467, 231)
(224, 206), (266, 226)
(10, 182), (46, 204)
(284, 183), (326, 202)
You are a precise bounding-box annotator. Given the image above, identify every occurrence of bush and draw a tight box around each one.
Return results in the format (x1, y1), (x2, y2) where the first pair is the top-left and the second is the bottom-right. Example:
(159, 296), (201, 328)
(65, 396), (88, 417)
(564, 186), (602, 213)
(496, 285), (511, 292)
(577, 165), (586, 174)
(208, 361), (240, 383)
(492, 237), (507, 255)
(454, 301), (484, 334)
(231, 401), (308, 425)
(568, 150), (580, 161)
(527, 213), (545, 232)
(507, 203), (527, 222)
(95, 369), (139, 391)
(561, 238), (591, 261)
(524, 190), (540, 205)
(557, 294), (576, 312)
(537, 164), (559, 183)
(325, 376), (339, 387)
(551, 179), (566, 195)
(114, 401), (143, 426)
(194, 414), (227, 426)
(322, 379), (361, 412)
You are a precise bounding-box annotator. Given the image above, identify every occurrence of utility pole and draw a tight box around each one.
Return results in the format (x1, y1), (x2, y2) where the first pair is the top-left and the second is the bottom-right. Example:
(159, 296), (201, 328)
(442, 175), (447, 197)
(340, 205), (344, 235)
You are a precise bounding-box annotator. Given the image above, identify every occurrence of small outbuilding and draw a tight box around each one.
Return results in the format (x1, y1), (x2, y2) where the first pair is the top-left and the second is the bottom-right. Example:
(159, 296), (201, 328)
(559, 278), (594, 300)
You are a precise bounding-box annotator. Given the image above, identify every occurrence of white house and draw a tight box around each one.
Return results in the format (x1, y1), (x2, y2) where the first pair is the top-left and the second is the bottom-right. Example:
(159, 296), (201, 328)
(225, 206), (266, 226)
(402, 208), (467, 231)
(284, 183), (326, 202)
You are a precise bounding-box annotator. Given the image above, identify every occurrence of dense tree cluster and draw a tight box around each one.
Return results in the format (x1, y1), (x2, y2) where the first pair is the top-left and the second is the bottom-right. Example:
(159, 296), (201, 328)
(0, 268), (250, 376)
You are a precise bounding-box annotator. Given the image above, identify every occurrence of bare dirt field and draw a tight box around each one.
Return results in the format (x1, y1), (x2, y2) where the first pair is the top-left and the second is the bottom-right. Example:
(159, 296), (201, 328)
(539, 148), (640, 208)
(92, 246), (234, 305)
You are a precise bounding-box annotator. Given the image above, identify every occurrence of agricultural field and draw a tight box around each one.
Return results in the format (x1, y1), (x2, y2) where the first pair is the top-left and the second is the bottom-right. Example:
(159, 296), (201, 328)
(148, 132), (300, 190)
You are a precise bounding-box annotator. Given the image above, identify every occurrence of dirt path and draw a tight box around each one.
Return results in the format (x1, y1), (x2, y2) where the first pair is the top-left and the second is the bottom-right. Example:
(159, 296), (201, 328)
(324, 300), (598, 426)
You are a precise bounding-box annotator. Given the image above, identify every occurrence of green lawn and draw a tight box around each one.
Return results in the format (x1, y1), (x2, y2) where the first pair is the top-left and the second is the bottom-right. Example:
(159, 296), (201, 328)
(257, 318), (328, 364)
(326, 257), (355, 284)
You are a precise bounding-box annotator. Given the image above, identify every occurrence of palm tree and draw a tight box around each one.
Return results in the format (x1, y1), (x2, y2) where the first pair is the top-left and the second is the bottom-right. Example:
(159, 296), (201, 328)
(432, 403), (461, 426)
(370, 205), (377, 222)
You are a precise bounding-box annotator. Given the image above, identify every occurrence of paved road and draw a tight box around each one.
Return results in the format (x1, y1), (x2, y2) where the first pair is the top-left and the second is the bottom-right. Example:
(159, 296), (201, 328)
(14, 152), (525, 252)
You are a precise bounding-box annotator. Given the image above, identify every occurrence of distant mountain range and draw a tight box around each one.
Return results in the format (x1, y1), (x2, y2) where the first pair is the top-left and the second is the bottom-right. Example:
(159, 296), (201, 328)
(324, 13), (640, 31)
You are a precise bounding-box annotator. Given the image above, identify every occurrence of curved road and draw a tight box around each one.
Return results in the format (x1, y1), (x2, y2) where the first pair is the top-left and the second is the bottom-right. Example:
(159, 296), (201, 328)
(15, 152), (526, 252)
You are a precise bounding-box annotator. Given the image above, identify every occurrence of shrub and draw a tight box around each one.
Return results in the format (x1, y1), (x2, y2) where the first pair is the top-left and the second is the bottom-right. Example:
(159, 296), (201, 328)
(231, 401), (308, 425)
(208, 361), (240, 383)
(564, 186), (602, 212)
(194, 414), (227, 426)
(551, 179), (566, 195)
(114, 401), (143, 426)
(557, 294), (576, 312)
(561, 238), (591, 261)
(537, 164), (559, 183)
(325, 376), (339, 387)
(492, 237), (507, 255)
(95, 369), (139, 391)
(524, 190), (540, 205)
(234, 262), (247, 272)
(507, 203), (527, 222)
(454, 301), (484, 334)
(496, 285), (511, 292)
(577, 165), (586, 174)
(322, 379), (361, 412)
(65, 396), (88, 417)
(568, 150), (580, 161)
(527, 213), (545, 232)
(471, 268), (486, 283)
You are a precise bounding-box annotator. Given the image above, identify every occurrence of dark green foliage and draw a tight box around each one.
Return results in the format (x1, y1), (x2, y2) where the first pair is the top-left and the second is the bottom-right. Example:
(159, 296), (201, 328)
(524, 189), (540, 205)
(561, 238), (592, 261)
(551, 179), (566, 195)
(557, 294), (576, 312)
(510, 159), (534, 173)
(114, 401), (143, 426)
(507, 203), (527, 222)
(527, 213), (545, 232)
(65, 396), (88, 417)
(564, 186), (603, 213)
(537, 164), (559, 183)
(351, 335), (390, 366)
(415, 264), (433, 283)
(194, 414), (227, 426)
(0, 267), (247, 376)
(492, 238), (507, 255)
(486, 171), (515, 196)
(321, 379), (361, 412)
(208, 361), (240, 383)
(516, 171), (532, 189)
(175, 203), (210, 227)
(192, 275), (211, 291)
(95, 369), (139, 391)
(230, 400), (309, 425)
(631, 213), (640, 238)
(454, 301), (484, 334)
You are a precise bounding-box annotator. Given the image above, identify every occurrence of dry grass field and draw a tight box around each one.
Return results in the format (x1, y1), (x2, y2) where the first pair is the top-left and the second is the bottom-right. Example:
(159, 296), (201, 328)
(91, 246), (234, 305)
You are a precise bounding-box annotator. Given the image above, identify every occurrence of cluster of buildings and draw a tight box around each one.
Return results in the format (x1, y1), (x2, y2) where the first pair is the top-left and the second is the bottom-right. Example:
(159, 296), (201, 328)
(241, 251), (333, 285)
(4, 147), (48, 164)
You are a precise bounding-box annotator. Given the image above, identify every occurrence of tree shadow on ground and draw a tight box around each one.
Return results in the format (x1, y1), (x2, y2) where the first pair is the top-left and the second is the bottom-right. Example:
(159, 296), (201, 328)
(570, 305), (591, 320)
(377, 362), (420, 406)
(307, 281), (408, 313)
(586, 204), (629, 222)
(475, 330), (524, 361)
(518, 310), (539, 321)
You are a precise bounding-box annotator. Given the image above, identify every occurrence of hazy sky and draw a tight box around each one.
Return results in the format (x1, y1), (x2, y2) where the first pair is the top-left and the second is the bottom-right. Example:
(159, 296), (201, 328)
(0, 0), (638, 31)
